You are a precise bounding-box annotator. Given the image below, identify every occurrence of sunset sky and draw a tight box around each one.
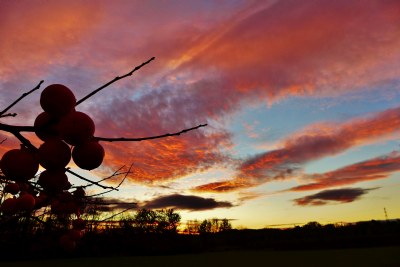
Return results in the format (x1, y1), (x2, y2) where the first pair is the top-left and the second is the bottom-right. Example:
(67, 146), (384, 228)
(1, 0), (400, 229)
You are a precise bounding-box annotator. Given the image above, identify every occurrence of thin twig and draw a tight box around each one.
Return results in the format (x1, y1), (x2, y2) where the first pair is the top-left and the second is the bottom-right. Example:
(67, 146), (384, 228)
(97, 165), (126, 183)
(97, 170), (132, 182)
(0, 113), (17, 118)
(95, 123), (208, 142)
(79, 166), (127, 189)
(76, 57), (155, 106)
(0, 80), (44, 117)
(86, 164), (133, 197)
(66, 169), (117, 190)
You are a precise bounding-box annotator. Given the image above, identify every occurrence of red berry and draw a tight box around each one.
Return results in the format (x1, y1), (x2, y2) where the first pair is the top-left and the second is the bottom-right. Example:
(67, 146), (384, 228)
(59, 111), (95, 146)
(38, 139), (71, 170)
(72, 141), (104, 170)
(0, 198), (18, 213)
(4, 183), (20, 195)
(40, 84), (76, 117)
(0, 149), (39, 181)
(17, 194), (36, 211)
(34, 112), (60, 141)
(38, 170), (70, 193)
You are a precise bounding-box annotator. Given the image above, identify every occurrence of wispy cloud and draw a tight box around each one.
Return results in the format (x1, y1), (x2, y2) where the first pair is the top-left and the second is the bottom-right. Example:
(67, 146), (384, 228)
(180, 0), (400, 101)
(194, 107), (400, 192)
(288, 152), (400, 191)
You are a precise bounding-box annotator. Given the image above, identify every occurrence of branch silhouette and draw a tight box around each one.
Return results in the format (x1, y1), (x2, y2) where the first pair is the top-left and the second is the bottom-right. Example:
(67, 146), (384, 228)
(76, 57), (155, 106)
(0, 113), (17, 118)
(95, 124), (208, 142)
(86, 164), (133, 197)
(66, 168), (117, 190)
(0, 80), (44, 117)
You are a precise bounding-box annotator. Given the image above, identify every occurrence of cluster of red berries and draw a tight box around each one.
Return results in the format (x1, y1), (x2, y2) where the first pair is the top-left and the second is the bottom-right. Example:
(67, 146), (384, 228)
(0, 84), (105, 250)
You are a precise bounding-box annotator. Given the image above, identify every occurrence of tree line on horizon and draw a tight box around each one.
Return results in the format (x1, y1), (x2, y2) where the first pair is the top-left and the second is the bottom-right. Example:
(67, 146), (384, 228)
(80, 207), (233, 235)
(1, 200), (399, 260)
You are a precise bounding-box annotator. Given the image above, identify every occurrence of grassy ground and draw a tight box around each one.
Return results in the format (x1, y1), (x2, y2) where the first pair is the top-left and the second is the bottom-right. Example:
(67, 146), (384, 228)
(2, 246), (400, 267)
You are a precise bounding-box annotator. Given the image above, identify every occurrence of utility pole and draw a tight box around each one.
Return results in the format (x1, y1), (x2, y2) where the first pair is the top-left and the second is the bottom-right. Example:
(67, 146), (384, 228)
(384, 207), (388, 220)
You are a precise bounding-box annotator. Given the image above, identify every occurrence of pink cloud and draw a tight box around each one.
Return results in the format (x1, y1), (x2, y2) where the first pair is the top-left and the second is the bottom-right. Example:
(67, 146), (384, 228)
(289, 152), (400, 192)
(96, 131), (232, 184)
(240, 107), (400, 179)
(194, 107), (400, 192)
(88, 89), (234, 183)
(0, 1), (104, 80)
(178, 0), (400, 101)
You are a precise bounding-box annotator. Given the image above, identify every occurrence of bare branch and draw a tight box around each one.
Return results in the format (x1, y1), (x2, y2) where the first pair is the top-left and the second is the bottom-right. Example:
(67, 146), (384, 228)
(13, 131), (37, 151)
(76, 57), (155, 106)
(0, 113), (17, 118)
(0, 80), (44, 117)
(95, 123), (208, 142)
(97, 165), (126, 184)
(66, 169), (117, 190)
(79, 165), (126, 189)
(0, 122), (35, 132)
(86, 164), (133, 198)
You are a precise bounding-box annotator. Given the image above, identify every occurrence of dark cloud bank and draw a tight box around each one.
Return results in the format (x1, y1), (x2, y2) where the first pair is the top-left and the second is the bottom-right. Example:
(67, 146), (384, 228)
(294, 187), (379, 206)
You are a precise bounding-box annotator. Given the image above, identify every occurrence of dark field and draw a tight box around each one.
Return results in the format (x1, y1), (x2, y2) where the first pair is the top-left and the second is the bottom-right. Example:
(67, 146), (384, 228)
(2, 219), (399, 265)
(2, 246), (400, 267)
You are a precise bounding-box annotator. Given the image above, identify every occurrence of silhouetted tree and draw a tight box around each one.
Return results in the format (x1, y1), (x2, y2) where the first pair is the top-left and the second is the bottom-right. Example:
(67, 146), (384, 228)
(197, 218), (232, 234)
(184, 219), (200, 234)
(219, 218), (232, 232)
(303, 221), (322, 230)
(133, 208), (181, 234)
(134, 209), (157, 233)
(199, 219), (212, 234)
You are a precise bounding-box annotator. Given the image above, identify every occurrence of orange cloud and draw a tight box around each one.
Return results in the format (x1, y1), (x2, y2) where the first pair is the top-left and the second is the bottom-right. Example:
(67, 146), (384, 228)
(0, 132), (21, 158)
(0, 1), (103, 81)
(94, 127), (232, 184)
(240, 107), (400, 180)
(194, 106), (400, 192)
(178, 0), (400, 101)
(289, 152), (400, 192)
(193, 178), (252, 193)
